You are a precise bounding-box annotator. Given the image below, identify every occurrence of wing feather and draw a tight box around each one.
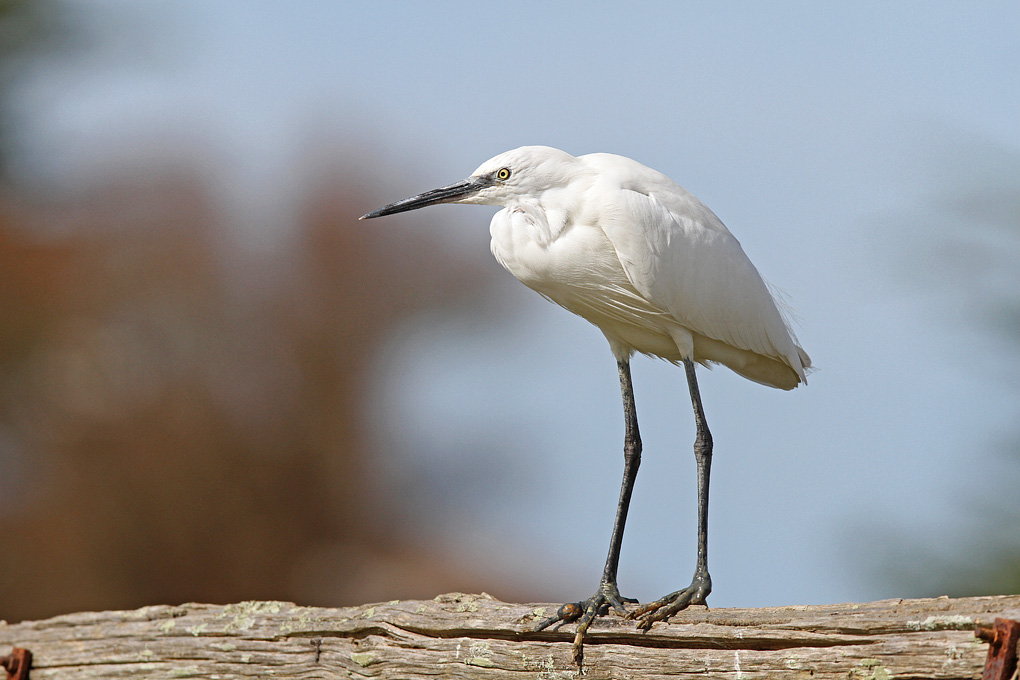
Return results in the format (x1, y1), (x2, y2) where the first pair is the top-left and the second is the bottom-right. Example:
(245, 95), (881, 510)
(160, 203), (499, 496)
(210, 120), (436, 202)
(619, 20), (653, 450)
(590, 167), (808, 383)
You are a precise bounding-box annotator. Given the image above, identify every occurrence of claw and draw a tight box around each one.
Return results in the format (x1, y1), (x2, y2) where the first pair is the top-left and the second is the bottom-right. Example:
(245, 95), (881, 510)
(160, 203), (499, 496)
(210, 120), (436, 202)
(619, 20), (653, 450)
(627, 571), (711, 631)
(533, 582), (636, 667)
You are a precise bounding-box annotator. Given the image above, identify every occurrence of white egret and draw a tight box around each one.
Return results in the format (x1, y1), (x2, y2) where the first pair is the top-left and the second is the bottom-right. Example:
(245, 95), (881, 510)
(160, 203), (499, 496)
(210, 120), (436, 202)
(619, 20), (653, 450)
(361, 146), (810, 665)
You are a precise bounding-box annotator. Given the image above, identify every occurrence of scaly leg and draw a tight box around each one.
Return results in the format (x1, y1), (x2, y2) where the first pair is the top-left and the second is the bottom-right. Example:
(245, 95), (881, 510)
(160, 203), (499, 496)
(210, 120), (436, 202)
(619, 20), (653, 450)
(535, 358), (641, 666)
(628, 357), (713, 628)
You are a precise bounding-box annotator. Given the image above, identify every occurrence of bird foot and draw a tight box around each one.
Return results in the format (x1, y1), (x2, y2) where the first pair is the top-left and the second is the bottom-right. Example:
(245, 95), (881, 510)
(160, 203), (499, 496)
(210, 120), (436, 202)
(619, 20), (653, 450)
(534, 581), (637, 666)
(626, 570), (711, 631)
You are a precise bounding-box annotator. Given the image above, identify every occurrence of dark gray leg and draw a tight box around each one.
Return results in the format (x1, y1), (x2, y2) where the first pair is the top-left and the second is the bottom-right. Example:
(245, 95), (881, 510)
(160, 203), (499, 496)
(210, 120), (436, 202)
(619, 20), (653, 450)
(535, 358), (641, 666)
(600, 357), (642, 592)
(628, 357), (713, 629)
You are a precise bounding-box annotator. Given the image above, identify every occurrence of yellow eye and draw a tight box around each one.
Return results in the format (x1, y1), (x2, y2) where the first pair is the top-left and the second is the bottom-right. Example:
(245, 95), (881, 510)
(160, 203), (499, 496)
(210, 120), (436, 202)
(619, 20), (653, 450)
(496, 167), (511, 181)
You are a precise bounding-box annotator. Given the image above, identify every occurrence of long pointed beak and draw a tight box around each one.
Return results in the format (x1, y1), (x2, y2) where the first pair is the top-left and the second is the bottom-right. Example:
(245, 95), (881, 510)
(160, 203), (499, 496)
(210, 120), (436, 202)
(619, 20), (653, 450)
(359, 176), (491, 220)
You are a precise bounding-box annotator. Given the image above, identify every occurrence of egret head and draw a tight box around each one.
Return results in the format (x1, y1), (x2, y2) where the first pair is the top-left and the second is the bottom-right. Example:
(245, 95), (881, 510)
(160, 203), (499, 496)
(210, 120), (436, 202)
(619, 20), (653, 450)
(360, 146), (578, 219)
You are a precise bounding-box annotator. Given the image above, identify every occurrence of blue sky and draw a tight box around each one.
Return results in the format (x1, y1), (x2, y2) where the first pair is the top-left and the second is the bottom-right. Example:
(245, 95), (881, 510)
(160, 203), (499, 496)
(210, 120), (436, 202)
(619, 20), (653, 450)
(17, 1), (1020, 607)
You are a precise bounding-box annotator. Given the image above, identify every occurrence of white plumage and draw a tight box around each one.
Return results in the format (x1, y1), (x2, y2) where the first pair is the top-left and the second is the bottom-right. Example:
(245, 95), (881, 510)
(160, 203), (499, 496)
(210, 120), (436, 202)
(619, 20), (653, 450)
(474, 146), (810, 388)
(361, 145), (811, 666)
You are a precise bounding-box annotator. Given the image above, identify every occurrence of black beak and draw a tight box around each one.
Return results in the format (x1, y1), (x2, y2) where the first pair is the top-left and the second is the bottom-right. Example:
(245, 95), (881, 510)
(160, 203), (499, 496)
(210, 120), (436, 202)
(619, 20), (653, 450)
(359, 176), (492, 220)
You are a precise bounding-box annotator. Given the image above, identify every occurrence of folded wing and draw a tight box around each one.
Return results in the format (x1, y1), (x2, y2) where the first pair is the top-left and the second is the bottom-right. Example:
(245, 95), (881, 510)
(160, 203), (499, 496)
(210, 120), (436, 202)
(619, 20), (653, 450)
(589, 161), (810, 388)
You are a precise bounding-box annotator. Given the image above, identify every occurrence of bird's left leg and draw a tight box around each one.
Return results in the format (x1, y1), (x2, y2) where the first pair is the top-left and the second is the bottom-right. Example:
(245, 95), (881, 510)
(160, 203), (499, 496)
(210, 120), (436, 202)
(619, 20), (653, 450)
(534, 358), (641, 666)
(628, 357), (712, 630)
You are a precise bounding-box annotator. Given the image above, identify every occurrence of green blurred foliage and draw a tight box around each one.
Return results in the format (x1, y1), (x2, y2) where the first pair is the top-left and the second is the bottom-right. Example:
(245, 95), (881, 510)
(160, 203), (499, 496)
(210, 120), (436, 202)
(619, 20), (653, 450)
(878, 140), (1020, 598)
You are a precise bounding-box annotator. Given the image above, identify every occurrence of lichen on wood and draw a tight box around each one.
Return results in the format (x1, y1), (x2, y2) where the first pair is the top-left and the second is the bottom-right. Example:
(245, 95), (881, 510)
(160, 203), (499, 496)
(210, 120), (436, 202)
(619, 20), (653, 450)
(2, 592), (1018, 678)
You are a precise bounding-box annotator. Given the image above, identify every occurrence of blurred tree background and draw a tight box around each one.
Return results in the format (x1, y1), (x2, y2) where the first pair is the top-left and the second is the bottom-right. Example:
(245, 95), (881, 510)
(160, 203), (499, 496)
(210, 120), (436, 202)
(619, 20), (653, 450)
(0, 0), (533, 622)
(876, 139), (1020, 599)
(1, 1), (1017, 624)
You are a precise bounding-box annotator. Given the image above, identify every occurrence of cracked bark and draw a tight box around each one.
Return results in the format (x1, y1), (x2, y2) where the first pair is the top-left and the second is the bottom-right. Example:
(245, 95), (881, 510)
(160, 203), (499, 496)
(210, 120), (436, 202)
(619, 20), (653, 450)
(1, 593), (1018, 678)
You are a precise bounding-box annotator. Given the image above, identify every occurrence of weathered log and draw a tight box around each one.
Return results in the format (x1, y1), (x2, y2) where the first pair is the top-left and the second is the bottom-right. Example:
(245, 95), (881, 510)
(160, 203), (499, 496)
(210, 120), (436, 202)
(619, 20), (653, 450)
(2, 593), (1018, 678)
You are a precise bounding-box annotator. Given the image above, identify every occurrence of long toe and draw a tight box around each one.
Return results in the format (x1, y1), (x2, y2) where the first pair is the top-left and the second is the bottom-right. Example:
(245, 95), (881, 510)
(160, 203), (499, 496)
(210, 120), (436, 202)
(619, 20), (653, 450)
(534, 582), (635, 667)
(534, 601), (584, 631)
(627, 573), (711, 631)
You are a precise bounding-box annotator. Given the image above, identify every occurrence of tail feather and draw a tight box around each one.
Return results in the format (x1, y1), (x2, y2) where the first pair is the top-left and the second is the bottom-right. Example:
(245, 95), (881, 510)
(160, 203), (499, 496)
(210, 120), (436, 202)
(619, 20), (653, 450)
(693, 334), (808, 390)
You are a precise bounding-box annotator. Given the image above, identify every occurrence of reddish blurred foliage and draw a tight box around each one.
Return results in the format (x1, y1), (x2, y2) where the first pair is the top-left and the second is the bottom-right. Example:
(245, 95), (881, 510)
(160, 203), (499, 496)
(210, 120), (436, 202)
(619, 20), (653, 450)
(0, 154), (511, 623)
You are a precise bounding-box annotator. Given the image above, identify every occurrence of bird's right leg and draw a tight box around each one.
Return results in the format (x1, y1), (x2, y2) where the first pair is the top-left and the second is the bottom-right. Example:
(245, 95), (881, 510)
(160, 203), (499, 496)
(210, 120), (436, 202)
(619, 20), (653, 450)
(534, 358), (641, 666)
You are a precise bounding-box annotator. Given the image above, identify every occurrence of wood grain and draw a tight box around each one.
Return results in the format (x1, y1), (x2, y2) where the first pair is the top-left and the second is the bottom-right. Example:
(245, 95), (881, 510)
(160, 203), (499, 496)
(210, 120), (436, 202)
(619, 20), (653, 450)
(2, 593), (1018, 678)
